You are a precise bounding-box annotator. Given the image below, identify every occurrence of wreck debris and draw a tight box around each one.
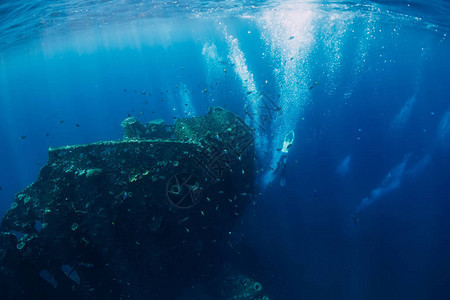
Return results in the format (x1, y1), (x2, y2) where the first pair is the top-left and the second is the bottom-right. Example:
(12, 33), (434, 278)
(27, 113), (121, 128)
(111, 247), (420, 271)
(0, 107), (268, 299)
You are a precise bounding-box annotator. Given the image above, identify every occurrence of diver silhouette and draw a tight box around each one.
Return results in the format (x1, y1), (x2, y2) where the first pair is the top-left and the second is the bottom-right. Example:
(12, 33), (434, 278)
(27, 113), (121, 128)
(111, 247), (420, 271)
(278, 130), (294, 187)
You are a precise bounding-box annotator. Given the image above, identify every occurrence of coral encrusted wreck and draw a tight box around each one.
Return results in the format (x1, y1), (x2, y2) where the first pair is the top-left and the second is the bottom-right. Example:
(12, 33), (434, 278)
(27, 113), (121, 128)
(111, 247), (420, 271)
(0, 107), (268, 299)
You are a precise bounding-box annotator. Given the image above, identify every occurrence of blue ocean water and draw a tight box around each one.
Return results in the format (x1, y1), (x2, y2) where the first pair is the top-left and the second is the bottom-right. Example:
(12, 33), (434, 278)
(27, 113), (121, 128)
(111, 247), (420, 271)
(1, 0), (450, 298)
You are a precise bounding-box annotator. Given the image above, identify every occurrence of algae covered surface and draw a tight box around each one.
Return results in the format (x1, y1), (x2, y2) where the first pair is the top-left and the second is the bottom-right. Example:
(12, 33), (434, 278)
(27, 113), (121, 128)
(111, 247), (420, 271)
(0, 107), (268, 299)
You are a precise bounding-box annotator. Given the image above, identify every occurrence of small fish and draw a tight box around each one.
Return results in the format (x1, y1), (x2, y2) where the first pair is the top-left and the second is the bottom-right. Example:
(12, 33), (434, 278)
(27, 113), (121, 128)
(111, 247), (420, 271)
(179, 216), (189, 223)
(241, 193), (247, 196)
(20, 135), (27, 140)
(289, 36), (294, 40)
(200, 211), (205, 216)
(75, 124), (80, 127)
(309, 82), (319, 90)
(218, 191), (224, 194)
(46, 133), (49, 137)
(0, 186), (2, 190)
(246, 91), (252, 95)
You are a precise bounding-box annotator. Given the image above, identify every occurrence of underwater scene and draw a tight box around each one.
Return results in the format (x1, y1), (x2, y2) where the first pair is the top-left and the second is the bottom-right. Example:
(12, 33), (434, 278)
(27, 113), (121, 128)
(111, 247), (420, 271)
(1, 0), (450, 299)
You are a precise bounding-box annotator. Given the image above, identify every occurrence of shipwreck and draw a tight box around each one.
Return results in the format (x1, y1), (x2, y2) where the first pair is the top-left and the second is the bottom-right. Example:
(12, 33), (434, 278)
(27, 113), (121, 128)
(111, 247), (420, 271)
(0, 107), (270, 299)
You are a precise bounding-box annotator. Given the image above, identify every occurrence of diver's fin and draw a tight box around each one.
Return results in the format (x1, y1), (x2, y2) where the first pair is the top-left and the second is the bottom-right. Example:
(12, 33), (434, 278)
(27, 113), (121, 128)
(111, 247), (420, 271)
(280, 162), (287, 187)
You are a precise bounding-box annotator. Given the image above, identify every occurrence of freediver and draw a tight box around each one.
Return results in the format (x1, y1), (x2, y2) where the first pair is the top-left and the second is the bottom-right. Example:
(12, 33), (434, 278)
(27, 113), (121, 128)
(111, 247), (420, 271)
(276, 130), (295, 187)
